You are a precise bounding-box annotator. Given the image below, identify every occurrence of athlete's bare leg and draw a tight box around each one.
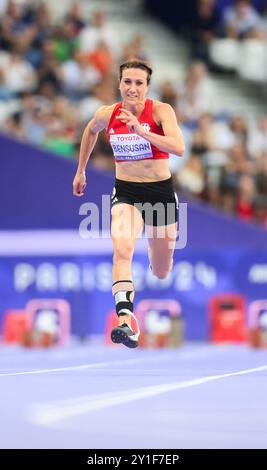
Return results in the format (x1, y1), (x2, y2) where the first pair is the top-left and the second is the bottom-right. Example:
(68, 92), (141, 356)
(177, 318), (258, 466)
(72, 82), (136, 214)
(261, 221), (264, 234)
(146, 222), (177, 279)
(111, 203), (144, 327)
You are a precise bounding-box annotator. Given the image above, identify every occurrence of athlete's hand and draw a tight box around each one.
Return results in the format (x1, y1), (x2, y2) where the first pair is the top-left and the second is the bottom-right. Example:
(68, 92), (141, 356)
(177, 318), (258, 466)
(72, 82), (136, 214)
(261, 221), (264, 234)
(116, 108), (145, 136)
(73, 171), (86, 196)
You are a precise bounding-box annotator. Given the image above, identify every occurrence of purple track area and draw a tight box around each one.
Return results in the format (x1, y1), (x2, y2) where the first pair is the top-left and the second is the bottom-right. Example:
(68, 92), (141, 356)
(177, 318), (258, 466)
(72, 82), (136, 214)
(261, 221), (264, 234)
(0, 342), (266, 449)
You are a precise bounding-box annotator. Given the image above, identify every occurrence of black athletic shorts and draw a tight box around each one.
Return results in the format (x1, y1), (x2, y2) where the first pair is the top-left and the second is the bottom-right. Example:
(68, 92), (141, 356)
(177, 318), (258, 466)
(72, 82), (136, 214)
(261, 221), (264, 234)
(111, 177), (178, 226)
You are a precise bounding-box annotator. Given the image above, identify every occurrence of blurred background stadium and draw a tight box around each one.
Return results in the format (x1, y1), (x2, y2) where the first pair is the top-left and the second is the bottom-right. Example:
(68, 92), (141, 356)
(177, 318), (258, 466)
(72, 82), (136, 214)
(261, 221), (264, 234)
(1, 0), (267, 349)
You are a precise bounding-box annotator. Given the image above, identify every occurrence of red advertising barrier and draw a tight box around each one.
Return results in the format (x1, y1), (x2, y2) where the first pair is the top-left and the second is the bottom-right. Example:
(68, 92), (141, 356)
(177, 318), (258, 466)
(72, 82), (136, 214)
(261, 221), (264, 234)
(209, 294), (247, 343)
(2, 310), (30, 344)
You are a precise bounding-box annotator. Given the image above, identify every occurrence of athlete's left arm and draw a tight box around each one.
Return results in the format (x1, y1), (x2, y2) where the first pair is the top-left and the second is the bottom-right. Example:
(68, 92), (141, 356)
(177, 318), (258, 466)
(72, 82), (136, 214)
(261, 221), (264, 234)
(147, 103), (185, 156)
(118, 104), (185, 156)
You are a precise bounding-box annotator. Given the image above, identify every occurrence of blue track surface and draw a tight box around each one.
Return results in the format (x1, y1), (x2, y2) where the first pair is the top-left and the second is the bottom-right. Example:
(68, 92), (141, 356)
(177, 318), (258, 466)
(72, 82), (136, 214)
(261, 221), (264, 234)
(0, 342), (266, 449)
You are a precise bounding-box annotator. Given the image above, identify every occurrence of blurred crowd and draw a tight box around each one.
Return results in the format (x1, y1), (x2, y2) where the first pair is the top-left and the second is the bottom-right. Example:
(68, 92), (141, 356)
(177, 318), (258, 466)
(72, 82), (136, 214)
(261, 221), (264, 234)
(1, 0), (267, 227)
(188, 0), (267, 71)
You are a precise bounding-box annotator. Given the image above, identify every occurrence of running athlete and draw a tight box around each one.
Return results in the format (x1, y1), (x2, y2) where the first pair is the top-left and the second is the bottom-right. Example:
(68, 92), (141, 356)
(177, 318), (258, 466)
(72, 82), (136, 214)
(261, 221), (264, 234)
(73, 60), (185, 348)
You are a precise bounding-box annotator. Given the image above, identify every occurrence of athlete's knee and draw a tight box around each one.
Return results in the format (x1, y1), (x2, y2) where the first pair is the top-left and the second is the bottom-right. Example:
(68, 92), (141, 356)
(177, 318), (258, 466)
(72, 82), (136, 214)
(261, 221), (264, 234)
(152, 268), (170, 280)
(113, 243), (134, 263)
(151, 258), (173, 279)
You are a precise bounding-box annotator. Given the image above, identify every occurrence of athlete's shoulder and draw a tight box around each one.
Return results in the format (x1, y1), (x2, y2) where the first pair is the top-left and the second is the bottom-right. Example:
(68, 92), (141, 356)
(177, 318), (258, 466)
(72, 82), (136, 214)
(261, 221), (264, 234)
(95, 103), (118, 127)
(95, 104), (117, 119)
(151, 100), (175, 125)
(152, 100), (174, 114)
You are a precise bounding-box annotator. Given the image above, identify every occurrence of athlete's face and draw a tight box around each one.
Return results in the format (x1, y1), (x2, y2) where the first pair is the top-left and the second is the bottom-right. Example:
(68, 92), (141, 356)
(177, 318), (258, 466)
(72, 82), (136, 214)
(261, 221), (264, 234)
(120, 68), (148, 105)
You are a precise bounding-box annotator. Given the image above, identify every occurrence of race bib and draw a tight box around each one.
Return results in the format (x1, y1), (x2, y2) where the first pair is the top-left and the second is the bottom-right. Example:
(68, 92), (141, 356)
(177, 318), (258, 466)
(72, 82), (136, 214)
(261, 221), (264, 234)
(110, 133), (153, 161)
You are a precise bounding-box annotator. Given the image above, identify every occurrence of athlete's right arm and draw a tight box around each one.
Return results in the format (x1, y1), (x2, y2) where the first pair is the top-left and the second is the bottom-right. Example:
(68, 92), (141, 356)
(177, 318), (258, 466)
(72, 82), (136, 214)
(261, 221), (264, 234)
(73, 105), (112, 196)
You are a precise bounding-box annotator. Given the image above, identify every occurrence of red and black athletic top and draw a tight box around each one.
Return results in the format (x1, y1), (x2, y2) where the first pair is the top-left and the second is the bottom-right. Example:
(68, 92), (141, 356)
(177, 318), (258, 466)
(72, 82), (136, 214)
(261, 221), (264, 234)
(107, 99), (169, 163)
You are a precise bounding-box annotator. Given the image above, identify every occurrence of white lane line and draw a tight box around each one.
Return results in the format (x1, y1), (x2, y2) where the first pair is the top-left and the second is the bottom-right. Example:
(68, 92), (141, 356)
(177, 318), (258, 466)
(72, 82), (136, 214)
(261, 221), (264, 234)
(0, 355), (168, 377)
(0, 345), (221, 377)
(30, 364), (267, 426)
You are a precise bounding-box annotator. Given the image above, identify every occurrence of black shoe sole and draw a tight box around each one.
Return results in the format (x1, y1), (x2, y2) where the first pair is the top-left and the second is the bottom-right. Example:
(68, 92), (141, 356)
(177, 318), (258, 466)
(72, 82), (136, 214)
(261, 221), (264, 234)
(111, 326), (138, 349)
